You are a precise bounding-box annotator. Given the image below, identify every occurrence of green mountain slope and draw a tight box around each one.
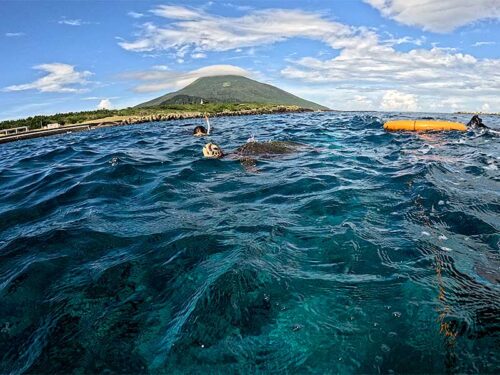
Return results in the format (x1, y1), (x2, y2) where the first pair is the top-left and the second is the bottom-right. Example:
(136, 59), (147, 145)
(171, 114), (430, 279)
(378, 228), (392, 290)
(136, 75), (329, 110)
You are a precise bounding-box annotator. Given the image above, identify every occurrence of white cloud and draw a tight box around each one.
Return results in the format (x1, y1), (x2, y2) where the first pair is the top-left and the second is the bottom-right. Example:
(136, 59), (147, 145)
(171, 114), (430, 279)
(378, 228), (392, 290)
(381, 33), (426, 46)
(58, 18), (95, 26)
(472, 41), (496, 47)
(481, 103), (490, 112)
(281, 29), (500, 112)
(223, 3), (253, 12)
(124, 64), (251, 93)
(117, 5), (500, 112)
(191, 52), (207, 59)
(58, 18), (84, 26)
(128, 11), (145, 19)
(83, 96), (118, 101)
(119, 6), (354, 54)
(97, 99), (112, 109)
(3, 63), (93, 93)
(5, 32), (25, 37)
(380, 90), (418, 111)
(363, 0), (500, 33)
(281, 44), (495, 90)
(353, 95), (374, 107)
(152, 65), (170, 71)
(150, 5), (205, 20)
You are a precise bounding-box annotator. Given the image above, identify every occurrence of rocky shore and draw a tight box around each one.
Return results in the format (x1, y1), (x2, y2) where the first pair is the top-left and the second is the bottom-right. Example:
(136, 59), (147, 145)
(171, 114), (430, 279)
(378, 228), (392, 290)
(82, 105), (313, 126)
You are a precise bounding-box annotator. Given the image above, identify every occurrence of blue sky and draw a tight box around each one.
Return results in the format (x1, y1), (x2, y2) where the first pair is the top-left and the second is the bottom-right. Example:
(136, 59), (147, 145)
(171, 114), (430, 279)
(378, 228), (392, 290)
(0, 0), (499, 120)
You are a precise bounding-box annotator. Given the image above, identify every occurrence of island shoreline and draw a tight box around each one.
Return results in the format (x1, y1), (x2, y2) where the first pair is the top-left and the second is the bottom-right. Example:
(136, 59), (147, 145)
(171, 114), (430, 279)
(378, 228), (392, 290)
(0, 106), (317, 145)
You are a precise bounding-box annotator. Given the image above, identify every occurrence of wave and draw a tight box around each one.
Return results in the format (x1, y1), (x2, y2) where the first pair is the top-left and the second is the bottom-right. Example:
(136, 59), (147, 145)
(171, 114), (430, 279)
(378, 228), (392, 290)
(0, 112), (499, 373)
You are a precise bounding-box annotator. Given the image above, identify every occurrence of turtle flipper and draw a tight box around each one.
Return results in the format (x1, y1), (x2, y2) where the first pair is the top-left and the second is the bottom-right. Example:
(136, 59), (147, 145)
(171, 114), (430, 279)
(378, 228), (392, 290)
(240, 157), (258, 173)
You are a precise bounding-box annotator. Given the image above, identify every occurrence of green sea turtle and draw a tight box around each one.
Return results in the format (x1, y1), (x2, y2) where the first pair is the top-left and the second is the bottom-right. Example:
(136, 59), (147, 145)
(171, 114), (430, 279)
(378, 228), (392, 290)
(235, 140), (304, 156)
(203, 140), (306, 172)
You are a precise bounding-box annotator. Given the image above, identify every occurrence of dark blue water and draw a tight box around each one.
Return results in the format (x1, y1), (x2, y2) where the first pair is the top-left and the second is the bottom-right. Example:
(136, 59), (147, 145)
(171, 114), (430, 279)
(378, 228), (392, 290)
(0, 112), (499, 374)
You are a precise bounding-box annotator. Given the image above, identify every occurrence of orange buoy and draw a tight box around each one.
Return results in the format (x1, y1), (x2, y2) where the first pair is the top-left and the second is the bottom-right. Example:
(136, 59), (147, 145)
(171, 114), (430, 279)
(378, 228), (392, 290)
(384, 120), (467, 132)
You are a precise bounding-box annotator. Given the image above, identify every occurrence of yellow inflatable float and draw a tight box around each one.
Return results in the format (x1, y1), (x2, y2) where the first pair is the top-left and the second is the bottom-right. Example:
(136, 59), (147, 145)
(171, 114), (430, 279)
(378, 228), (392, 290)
(384, 120), (467, 132)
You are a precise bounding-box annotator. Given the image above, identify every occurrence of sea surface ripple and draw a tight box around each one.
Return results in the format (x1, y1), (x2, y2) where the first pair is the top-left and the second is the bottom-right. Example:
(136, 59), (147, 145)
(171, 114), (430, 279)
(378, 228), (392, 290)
(0, 112), (499, 374)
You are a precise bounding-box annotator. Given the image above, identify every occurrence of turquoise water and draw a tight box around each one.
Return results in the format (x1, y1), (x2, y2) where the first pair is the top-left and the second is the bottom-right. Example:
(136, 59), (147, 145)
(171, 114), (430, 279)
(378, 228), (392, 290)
(0, 112), (499, 374)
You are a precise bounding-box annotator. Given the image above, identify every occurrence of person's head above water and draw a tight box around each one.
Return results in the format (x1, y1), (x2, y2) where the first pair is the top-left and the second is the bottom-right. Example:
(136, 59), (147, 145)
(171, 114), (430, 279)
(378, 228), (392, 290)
(467, 115), (486, 128)
(193, 125), (208, 137)
(203, 143), (224, 158)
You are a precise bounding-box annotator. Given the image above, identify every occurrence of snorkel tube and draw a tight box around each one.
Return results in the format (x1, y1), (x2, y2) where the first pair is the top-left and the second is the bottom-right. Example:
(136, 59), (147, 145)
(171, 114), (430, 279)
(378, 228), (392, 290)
(205, 114), (211, 135)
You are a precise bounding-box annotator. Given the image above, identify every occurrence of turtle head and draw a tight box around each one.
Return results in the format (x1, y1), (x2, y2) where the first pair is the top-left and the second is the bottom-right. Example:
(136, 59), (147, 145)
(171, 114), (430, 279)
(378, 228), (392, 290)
(193, 125), (208, 136)
(203, 143), (224, 159)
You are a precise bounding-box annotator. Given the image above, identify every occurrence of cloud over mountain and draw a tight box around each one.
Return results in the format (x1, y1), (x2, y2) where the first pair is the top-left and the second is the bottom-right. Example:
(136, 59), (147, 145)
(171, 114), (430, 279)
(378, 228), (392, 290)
(124, 64), (251, 93)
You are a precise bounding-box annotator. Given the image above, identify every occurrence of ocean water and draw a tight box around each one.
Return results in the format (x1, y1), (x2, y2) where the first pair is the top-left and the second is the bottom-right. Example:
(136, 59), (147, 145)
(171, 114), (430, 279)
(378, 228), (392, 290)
(0, 112), (499, 374)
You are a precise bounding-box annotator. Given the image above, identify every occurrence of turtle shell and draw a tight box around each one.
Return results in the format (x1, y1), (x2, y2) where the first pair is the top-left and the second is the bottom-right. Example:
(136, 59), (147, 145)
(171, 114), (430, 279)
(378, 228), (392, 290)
(235, 141), (301, 157)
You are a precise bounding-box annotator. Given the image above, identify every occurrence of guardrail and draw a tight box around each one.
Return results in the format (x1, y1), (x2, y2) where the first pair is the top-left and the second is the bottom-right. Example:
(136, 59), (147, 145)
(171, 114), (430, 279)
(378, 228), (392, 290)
(0, 126), (29, 137)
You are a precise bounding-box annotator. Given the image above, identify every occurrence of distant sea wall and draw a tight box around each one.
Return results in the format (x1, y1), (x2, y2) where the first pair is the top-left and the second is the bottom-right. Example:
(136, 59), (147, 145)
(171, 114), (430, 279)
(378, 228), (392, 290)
(89, 105), (313, 126)
(455, 111), (499, 116)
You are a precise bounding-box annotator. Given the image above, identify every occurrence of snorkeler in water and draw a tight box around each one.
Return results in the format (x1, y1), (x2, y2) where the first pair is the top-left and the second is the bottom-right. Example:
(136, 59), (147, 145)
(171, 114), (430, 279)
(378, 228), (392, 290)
(193, 125), (208, 137)
(467, 115), (488, 129)
(192, 114), (212, 136)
